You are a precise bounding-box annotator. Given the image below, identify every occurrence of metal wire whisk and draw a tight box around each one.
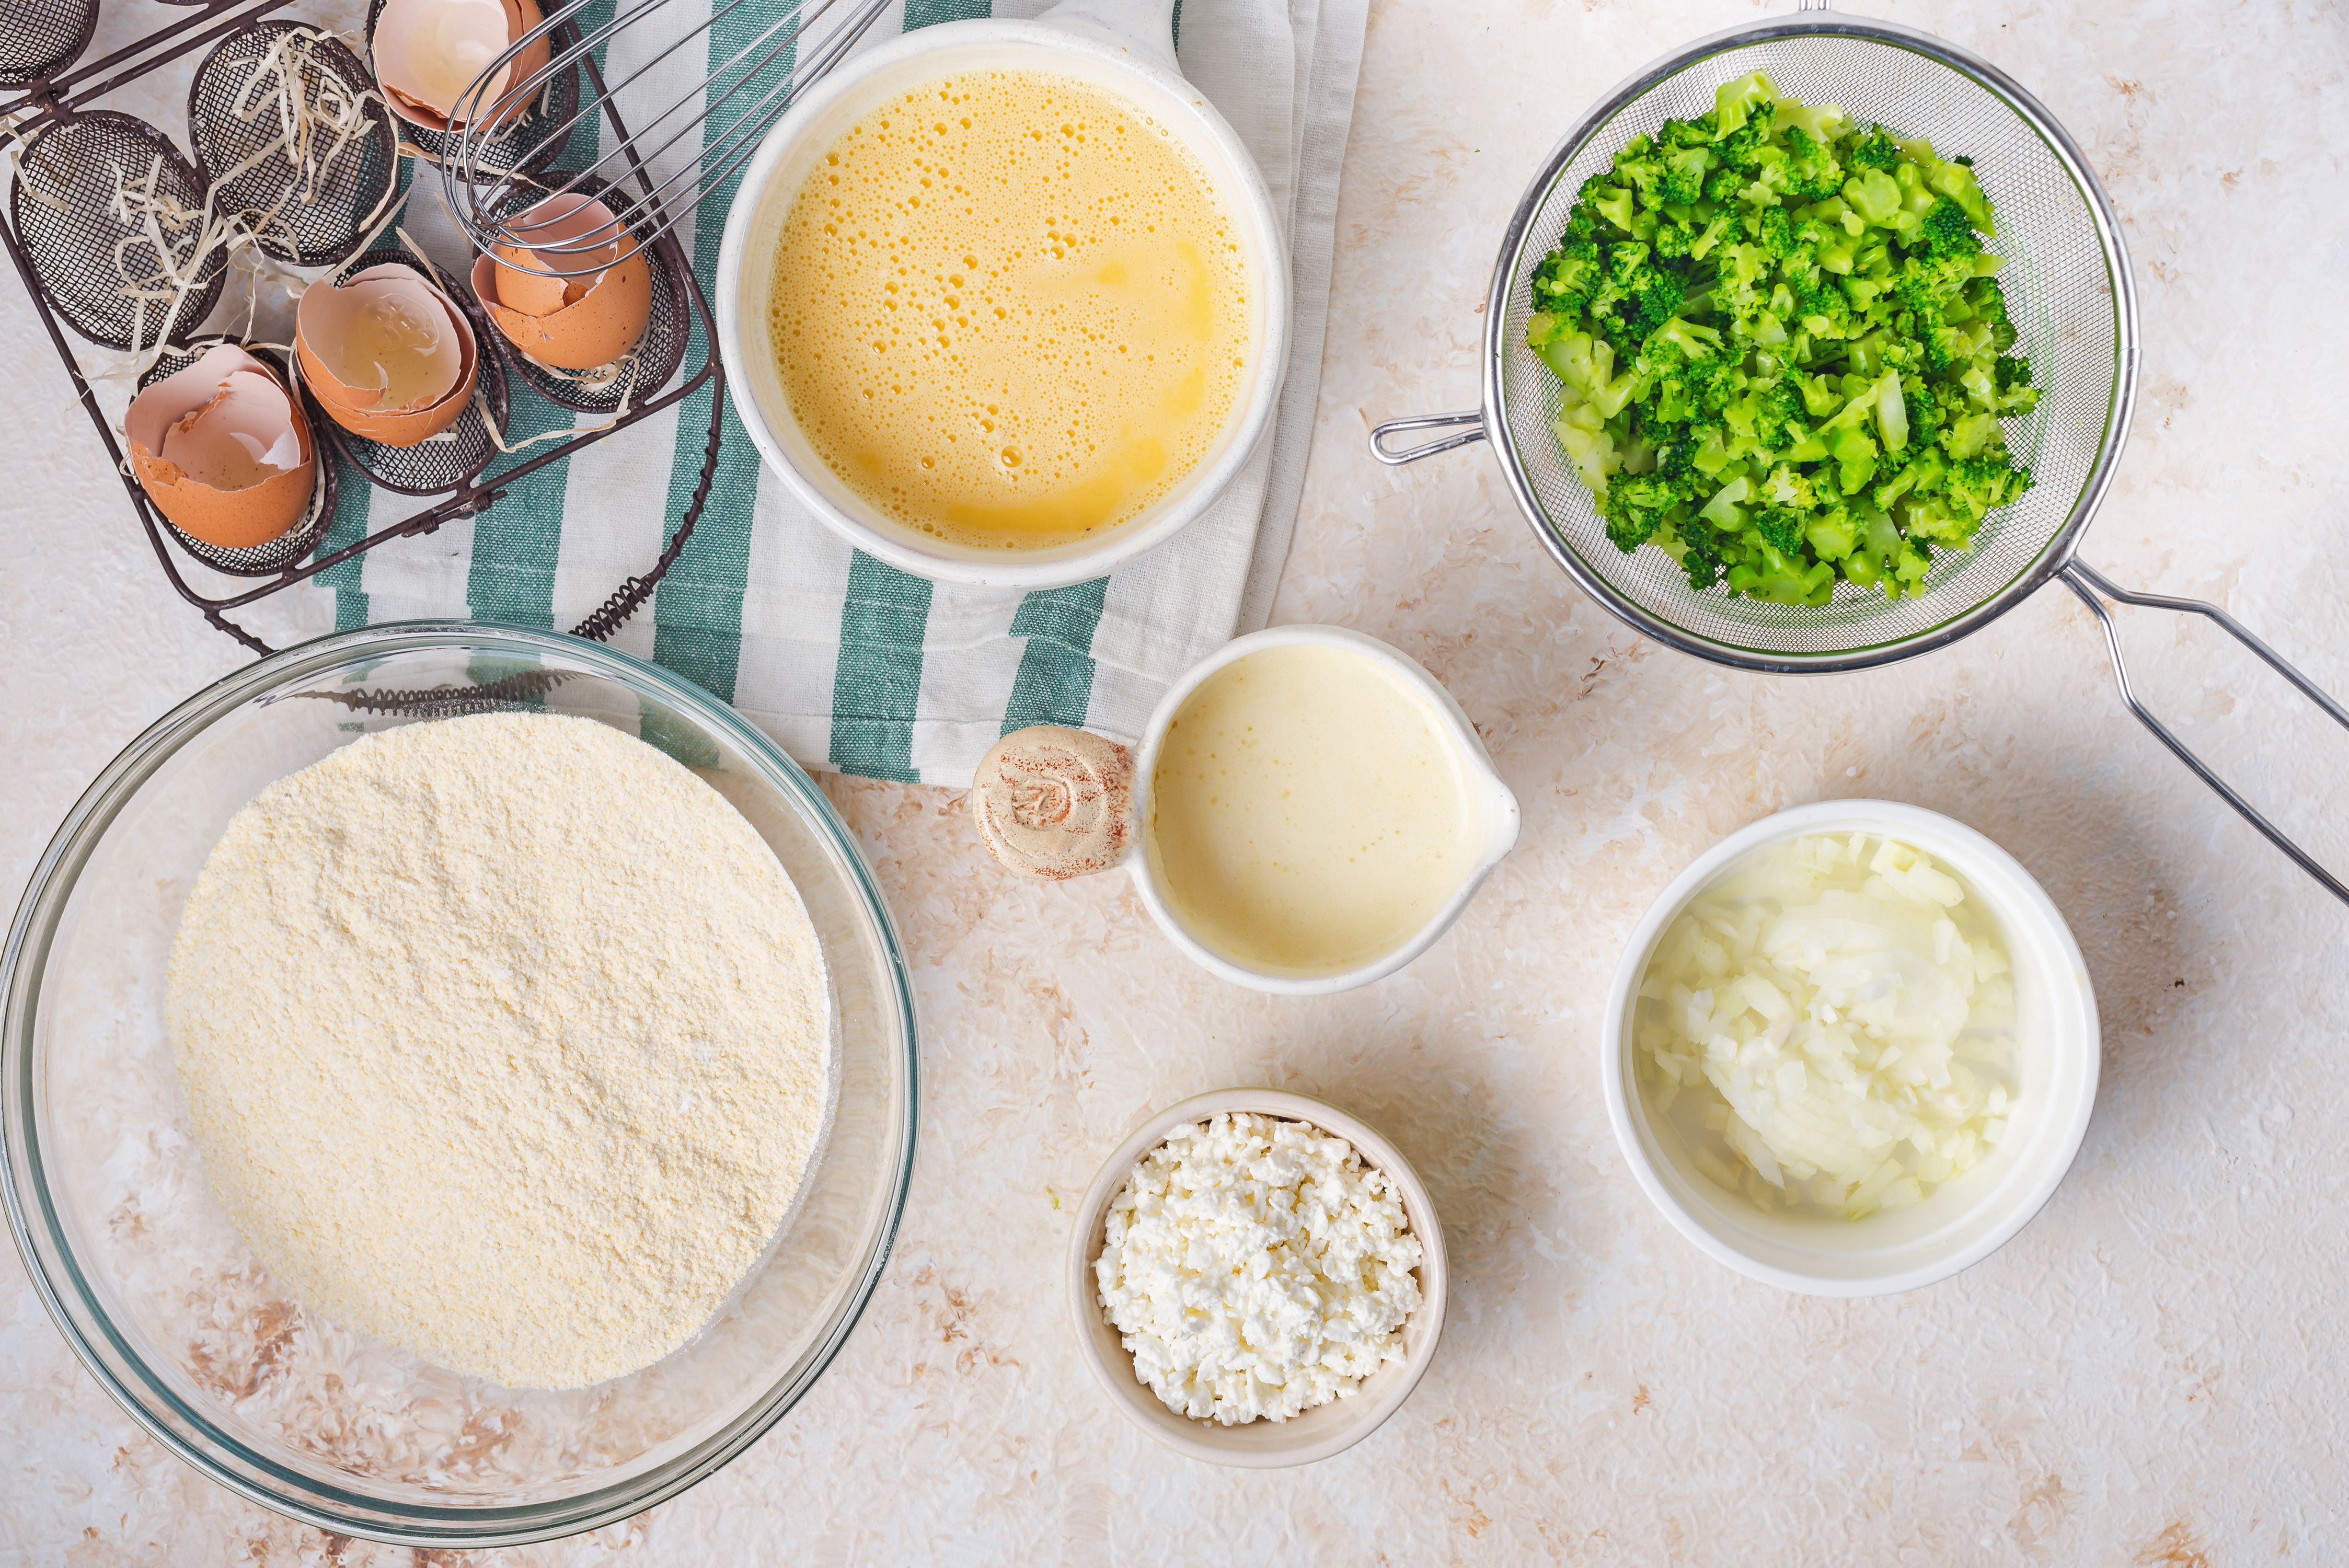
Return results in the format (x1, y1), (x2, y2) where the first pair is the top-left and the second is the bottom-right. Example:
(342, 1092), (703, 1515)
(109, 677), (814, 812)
(440, 0), (893, 276)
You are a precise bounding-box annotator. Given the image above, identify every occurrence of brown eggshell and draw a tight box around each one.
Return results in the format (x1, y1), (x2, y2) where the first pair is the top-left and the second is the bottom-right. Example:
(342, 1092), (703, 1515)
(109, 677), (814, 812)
(489, 243), (572, 316)
(296, 262), (479, 447)
(298, 264), (468, 412)
(125, 345), (316, 549)
(489, 0), (551, 126)
(470, 194), (652, 370)
(375, 0), (549, 133)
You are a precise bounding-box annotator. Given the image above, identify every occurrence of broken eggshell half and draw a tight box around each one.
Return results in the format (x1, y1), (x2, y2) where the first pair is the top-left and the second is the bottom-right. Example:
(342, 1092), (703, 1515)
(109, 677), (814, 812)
(470, 192), (652, 370)
(125, 344), (317, 550)
(371, 0), (550, 133)
(295, 261), (479, 446)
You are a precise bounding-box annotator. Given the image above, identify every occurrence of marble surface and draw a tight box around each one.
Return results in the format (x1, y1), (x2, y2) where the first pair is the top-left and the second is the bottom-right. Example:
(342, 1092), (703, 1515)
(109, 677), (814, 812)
(6, 0), (2348, 1561)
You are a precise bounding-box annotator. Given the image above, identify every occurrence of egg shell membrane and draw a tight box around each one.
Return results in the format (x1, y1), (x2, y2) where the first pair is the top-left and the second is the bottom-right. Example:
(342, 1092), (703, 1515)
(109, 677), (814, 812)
(299, 267), (465, 409)
(126, 345), (317, 548)
(375, 0), (549, 133)
(470, 198), (651, 370)
(297, 262), (479, 446)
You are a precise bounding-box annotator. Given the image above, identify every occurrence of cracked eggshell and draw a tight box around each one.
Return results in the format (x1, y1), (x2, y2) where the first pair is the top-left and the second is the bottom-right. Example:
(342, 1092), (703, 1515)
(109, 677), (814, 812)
(295, 262), (478, 447)
(125, 344), (316, 549)
(470, 193), (652, 370)
(373, 0), (550, 133)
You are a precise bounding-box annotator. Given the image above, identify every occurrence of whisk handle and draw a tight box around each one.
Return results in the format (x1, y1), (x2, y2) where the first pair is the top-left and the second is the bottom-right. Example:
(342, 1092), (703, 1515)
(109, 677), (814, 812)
(2062, 557), (2349, 907)
(1040, 0), (1179, 70)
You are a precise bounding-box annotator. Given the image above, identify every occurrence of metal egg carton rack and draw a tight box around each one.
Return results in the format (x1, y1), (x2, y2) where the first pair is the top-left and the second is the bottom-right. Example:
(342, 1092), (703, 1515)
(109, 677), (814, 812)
(0, 0), (724, 653)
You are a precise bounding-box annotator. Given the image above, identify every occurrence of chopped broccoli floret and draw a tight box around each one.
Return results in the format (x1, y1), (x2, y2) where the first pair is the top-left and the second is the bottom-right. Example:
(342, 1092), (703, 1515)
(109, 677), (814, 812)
(1843, 168), (1903, 227)
(1605, 475), (1685, 550)
(1661, 148), (1712, 205)
(1657, 116), (1714, 151)
(1532, 238), (1604, 312)
(1806, 506), (1861, 561)
(1673, 518), (1735, 590)
(1613, 266), (1688, 343)
(1712, 73), (1776, 137)
(1849, 128), (1901, 171)
(1753, 382), (1805, 441)
(1754, 508), (1807, 556)
(1946, 455), (2032, 520)
(1918, 199), (1983, 258)
(1779, 126), (1846, 201)
(1523, 74), (2035, 604)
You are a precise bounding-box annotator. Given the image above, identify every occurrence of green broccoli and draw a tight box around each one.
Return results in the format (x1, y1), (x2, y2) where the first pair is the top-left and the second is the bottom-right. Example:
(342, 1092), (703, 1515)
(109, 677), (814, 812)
(1712, 73), (1776, 136)
(1532, 238), (1604, 312)
(1779, 126), (1846, 201)
(1657, 117), (1714, 151)
(1754, 508), (1807, 556)
(1848, 127), (1902, 171)
(1918, 199), (1983, 258)
(1522, 74), (2039, 604)
(1661, 147), (1712, 205)
(1806, 505), (1861, 561)
(1945, 455), (2032, 520)
(1606, 475), (1685, 550)
(1672, 518), (1735, 590)
(1754, 383), (1806, 443)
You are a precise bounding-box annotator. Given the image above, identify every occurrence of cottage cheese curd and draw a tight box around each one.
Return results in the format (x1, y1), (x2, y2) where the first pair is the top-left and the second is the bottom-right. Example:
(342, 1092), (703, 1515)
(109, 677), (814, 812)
(1094, 1112), (1422, 1425)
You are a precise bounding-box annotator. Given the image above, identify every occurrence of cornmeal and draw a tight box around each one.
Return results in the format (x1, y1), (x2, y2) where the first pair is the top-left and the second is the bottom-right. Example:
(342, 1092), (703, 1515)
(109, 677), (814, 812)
(165, 712), (833, 1389)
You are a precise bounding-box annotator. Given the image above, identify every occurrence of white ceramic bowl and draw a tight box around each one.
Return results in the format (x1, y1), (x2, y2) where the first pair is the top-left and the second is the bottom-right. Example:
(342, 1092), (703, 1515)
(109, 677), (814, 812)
(1601, 800), (2099, 1297)
(1066, 1089), (1447, 1468)
(713, 0), (1291, 588)
(1128, 626), (1521, 995)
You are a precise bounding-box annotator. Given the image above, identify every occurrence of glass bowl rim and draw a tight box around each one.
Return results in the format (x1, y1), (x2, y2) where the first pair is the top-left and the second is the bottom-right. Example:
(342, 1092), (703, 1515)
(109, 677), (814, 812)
(1, 621), (921, 1546)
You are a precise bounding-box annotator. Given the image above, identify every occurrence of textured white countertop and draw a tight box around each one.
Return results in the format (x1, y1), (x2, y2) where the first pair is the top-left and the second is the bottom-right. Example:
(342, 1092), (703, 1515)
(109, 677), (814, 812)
(5, 0), (2347, 1561)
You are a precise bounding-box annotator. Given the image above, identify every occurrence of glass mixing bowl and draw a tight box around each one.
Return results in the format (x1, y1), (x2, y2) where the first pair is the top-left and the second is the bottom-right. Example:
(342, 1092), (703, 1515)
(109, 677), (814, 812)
(0, 625), (918, 1546)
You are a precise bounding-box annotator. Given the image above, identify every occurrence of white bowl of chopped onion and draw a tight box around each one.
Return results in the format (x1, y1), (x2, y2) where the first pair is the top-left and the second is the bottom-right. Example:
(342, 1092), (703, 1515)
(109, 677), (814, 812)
(1602, 800), (2098, 1297)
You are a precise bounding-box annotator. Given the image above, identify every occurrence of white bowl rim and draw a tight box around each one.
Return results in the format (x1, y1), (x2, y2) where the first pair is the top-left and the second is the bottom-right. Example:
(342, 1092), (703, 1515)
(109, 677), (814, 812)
(1124, 625), (1522, 996)
(711, 11), (1294, 589)
(1064, 1088), (1449, 1468)
(1599, 799), (2100, 1297)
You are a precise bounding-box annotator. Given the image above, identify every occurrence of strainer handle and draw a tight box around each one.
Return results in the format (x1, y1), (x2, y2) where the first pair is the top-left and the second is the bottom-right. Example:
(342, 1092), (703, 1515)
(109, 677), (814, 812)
(2062, 558), (2349, 907)
(1369, 409), (1487, 465)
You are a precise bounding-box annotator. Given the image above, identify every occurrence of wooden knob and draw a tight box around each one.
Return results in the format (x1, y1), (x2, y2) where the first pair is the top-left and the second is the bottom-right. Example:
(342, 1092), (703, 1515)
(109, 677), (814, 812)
(970, 725), (1135, 881)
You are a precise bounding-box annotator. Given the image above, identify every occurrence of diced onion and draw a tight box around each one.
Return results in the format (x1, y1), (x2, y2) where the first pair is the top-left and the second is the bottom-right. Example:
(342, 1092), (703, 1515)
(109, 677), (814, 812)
(1636, 833), (2018, 1219)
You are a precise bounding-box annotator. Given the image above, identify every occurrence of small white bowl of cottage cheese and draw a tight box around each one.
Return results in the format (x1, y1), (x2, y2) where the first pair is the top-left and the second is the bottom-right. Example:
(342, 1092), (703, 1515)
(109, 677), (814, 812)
(1067, 1089), (1448, 1467)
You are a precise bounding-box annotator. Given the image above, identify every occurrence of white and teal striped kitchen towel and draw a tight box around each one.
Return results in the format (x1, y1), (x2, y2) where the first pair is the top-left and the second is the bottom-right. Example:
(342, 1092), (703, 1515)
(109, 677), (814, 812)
(314, 0), (1365, 785)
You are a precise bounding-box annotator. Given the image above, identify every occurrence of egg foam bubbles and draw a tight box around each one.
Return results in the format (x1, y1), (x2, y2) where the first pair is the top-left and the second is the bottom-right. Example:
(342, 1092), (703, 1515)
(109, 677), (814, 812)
(766, 68), (1251, 553)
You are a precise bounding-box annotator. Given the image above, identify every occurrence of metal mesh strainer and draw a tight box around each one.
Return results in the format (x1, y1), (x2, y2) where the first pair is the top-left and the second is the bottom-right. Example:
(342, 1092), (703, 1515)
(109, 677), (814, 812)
(1372, 9), (2349, 905)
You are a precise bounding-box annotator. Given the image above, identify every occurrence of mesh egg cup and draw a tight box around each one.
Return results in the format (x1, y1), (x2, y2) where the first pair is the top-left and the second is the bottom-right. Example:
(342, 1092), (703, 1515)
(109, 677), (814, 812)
(0, 0), (717, 654)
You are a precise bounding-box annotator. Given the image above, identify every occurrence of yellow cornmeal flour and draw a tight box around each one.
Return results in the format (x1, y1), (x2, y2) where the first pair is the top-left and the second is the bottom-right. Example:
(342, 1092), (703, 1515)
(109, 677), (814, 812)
(165, 712), (833, 1389)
